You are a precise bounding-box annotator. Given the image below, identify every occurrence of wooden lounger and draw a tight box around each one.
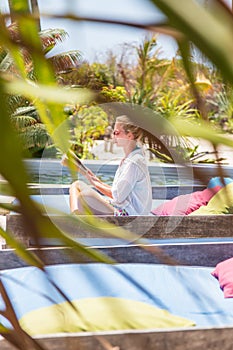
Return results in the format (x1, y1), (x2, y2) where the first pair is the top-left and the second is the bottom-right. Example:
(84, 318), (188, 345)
(1, 326), (233, 350)
(29, 184), (206, 200)
(1, 238), (233, 270)
(5, 213), (233, 248)
(2, 327), (233, 350)
(1, 239), (233, 350)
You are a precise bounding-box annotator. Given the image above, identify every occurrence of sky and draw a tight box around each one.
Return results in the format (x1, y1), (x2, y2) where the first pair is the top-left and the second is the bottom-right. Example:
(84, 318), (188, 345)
(38, 0), (178, 62)
(0, 0), (232, 63)
(0, 0), (178, 61)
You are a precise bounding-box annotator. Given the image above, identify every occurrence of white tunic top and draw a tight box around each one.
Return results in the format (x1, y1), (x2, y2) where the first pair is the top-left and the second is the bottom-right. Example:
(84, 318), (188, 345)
(111, 148), (152, 215)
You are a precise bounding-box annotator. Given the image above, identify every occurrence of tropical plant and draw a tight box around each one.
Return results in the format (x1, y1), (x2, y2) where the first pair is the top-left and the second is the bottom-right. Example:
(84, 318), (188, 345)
(100, 85), (127, 103)
(65, 104), (109, 159)
(147, 0), (233, 165)
(120, 36), (221, 163)
(208, 87), (233, 133)
(118, 35), (170, 107)
(10, 106), (52, 157)
(59, 60), (123, 90)
(0, 22), (83, 157)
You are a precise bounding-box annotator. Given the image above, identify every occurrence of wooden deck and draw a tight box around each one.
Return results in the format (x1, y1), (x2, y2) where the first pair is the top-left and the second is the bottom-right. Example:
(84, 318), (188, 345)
(1, 326), (233, 350)
(1, 238), (233, 270)
(29, 183), (206, 199)
(6, 213), (233, 248)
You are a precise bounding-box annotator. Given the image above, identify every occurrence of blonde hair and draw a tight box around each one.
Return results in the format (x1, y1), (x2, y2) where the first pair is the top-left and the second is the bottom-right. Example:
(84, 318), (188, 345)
(115, 114), (173, 159)
(115, 115), (143, 141)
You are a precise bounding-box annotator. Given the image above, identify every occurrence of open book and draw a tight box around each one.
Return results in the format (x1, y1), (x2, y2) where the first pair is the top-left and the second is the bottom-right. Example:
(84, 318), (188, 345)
(61, 150), (88, 176)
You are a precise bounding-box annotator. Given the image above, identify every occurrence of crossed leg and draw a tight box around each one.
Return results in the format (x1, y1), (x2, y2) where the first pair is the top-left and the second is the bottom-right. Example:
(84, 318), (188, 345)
(69, 180), (114, 215)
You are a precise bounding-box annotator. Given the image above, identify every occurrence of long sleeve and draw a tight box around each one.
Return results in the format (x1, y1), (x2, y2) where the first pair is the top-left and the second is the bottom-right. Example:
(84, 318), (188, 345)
(111, 149), (152, 215)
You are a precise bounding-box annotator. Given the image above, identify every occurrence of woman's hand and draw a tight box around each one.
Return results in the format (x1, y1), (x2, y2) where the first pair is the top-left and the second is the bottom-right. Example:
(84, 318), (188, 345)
(86, 170), (102, 186)
(61, 154), (69, 167)
(86, 169), (113, 198)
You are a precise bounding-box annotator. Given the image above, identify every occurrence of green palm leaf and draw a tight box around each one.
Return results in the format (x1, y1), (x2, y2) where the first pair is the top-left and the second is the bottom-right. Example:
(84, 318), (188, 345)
(0, 52), (14, 72)
(48, 50), (82, 73)
(39, 28), (68, 54)
(12, 106), (39, 118)
(19, 124), (51, 150)
(11, 115), (37, 129)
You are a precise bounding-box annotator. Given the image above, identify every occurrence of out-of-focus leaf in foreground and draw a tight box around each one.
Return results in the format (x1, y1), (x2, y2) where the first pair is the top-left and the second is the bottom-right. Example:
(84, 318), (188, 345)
(171, 118), (233, 148)
(4, 78), (94, 106)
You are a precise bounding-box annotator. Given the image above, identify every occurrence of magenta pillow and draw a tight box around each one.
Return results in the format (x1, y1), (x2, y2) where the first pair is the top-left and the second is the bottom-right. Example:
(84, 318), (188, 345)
(151, 187), (221, 216)
(211, 258), (233, 298)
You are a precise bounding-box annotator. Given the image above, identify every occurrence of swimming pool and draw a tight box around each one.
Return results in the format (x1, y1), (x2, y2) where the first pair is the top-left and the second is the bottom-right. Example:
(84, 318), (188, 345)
(24, 159), (233, 186)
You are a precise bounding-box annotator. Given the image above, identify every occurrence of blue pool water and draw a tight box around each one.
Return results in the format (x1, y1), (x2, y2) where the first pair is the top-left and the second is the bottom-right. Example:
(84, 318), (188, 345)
(26, 159), (233, 186)
(29, 170), (200, 186)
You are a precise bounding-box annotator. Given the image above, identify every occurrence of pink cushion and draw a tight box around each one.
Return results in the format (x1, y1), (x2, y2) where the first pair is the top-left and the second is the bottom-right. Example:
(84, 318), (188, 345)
(211, 258), (233, 298)
(151, 187), (221, 216)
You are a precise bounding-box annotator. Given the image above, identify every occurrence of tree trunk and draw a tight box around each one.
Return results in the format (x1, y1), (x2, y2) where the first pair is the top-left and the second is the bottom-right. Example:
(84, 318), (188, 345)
(7, 0), (15, 23)
(30, 0), (41, 31)
(7, 0), (41, 30)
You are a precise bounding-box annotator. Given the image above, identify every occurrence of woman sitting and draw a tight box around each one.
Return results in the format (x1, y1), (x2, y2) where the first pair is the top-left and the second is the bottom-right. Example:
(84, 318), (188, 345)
(65, 115), (154, 216)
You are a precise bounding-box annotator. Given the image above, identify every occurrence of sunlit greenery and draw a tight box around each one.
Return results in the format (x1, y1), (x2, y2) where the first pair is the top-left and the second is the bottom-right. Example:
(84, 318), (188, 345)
(61, 34), (233, 162)
(0, 22), (83, 157)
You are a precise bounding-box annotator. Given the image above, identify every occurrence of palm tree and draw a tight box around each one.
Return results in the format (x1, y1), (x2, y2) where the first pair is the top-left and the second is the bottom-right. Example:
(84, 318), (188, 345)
(0, 21), (83, 157)
(30, 0), (41, 30)
(7, 0), (14, 23)
(8, 0), (40, 28)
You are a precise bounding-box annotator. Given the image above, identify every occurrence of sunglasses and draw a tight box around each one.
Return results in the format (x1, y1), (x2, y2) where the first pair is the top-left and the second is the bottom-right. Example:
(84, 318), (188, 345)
(113, 130), (127, 136)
